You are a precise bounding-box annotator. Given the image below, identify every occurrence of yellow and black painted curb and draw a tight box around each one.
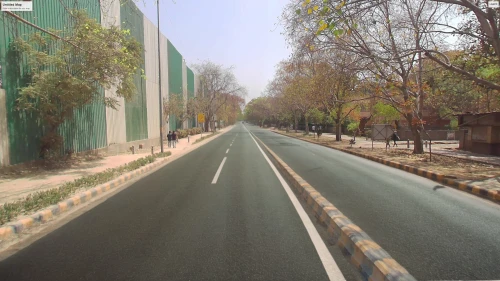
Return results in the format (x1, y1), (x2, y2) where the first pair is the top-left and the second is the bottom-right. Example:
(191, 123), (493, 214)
(0, 157), (171, 241)
(256, 137), (417, 281)
(273, 131), (500, 205)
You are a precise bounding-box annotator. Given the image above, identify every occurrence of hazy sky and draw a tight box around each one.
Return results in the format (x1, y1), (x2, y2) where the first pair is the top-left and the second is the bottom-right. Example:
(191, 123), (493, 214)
(136, 0), (292, 103)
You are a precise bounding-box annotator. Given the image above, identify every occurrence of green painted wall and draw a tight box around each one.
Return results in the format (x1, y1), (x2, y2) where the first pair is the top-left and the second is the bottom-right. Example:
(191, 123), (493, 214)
(121, 0), (148, 142)
(187, 67), (195, 128)
(167, 40), (183, 131)
(0, 0), (106, 164)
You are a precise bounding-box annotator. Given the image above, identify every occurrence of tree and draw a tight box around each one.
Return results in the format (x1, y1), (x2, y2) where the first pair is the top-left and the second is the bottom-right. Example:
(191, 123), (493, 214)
(218, 94), (245, 126)
(245, 96), (273, 127)
(373, 102), (401, 124)
(277, 57), (319, 135)
(265, 69), (302, 131)
(311, 49), (365, 141)
(163, 93), (186, 129)
(424, 0), (500, 90)
(14, 9), (143, 158)
(423, 51), (500, 116)
(193, 61), (246, 132)
(285, 0), (444, 153)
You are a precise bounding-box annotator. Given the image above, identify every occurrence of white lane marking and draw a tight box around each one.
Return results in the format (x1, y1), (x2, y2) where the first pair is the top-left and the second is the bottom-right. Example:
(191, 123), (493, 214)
(230, 143), (232, 147)
(226, 149), (229, 154)
(243, 125), (346, 281)
(211, 157), (227, 184)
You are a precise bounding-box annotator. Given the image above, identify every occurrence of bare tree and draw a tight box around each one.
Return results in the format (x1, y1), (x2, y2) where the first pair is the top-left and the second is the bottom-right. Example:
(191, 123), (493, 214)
(193, 61), (246, 132)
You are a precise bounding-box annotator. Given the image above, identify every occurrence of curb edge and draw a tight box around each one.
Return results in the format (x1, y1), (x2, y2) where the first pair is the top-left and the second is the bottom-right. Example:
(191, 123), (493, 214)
(255, 135), (417, 281)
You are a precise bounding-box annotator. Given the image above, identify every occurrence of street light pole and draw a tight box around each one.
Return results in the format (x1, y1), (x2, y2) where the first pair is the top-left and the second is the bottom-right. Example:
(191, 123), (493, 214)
(157, 0), (164, 153)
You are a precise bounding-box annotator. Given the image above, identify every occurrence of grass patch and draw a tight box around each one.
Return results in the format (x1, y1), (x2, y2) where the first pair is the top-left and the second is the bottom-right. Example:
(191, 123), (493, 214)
(194, 132), (219, 144)
(0, 152), (171, 226)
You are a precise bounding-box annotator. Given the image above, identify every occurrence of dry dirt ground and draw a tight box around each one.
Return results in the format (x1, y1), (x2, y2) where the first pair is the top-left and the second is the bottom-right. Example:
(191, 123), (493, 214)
(280, 131), (500, 182)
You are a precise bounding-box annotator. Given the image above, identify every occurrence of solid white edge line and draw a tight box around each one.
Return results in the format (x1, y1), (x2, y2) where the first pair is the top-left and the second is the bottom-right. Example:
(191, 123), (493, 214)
(211, 157), (227, 184)
(226, 149), (229, 154)
(243, 125), (346, 281)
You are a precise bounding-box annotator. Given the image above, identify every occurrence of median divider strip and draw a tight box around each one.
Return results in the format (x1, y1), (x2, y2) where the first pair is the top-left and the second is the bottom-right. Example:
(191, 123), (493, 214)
(273, 131), (500, 205)
(254, 136), (417, 281)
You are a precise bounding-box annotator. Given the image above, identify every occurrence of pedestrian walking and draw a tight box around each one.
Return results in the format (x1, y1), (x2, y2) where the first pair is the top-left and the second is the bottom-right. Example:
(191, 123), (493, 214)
(167, 131), (172, 148)
(391, 131), (400, 147)
(385, 137), (391, 149)
(172, 131), (177, 148)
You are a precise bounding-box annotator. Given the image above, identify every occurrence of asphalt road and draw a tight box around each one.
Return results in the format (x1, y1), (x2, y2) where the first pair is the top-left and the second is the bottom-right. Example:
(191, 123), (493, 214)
(0, 124), (356, 281)
(247, 125), (500, 280)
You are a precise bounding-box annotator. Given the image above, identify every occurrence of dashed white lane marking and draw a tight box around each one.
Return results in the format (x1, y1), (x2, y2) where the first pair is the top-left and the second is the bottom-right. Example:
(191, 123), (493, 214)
(226, 149), (229, 154)
(211, 157), (227, 184)
(243, 125), (346, 281)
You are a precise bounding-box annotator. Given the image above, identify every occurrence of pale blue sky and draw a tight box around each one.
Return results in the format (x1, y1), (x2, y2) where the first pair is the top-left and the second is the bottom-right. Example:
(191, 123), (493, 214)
(136, 0), (292, 102)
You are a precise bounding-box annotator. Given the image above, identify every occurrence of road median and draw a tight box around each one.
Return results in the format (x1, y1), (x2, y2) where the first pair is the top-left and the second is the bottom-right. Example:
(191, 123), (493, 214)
(254, 135), (417, 281)
(273, 130), (500, 205)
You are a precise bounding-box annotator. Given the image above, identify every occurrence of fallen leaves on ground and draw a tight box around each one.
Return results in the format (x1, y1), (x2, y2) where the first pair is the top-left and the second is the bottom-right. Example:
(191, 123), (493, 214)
(284, 132), (500, 181)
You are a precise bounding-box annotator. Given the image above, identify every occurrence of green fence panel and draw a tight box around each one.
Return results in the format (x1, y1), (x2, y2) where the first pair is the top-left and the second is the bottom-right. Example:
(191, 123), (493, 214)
(121, 0), (148, 142)
(0, 0), (106, 165)
(167, 40), (183, 131)
(187, 66), (195, 128)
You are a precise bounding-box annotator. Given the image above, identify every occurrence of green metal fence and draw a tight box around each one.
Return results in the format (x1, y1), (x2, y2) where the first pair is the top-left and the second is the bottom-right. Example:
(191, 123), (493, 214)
(121, 0), (148, 142)
(0, 0), (106, 164)
(167, 40), (183, 131)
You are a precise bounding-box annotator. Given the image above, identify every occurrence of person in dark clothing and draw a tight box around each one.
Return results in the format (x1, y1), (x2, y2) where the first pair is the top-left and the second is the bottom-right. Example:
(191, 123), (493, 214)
(167, 131), (172, 148)
(171, 131), (177, 148)
(391, 131), (400, 147)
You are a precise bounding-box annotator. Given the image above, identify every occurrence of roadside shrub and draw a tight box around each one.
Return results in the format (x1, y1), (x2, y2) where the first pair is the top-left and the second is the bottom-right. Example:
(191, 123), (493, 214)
(176, 129), (189, 138)
(190, 127), (202, 135)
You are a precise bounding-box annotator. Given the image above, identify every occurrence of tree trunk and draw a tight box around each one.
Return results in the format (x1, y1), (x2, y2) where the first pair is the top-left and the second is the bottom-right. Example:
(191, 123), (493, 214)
(294, 115), (298, 133)
(359, 116), (371, 136)
(204, 119), (210, 132)
(335, 110), (342, 141)
(405, 114), (424, 154)
(411, 125), (424, 154)
(305, 115), (309, 135)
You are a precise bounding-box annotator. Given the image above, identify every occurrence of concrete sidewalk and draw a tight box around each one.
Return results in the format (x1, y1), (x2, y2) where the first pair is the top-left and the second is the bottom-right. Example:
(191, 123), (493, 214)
(0, 127), (229, 205)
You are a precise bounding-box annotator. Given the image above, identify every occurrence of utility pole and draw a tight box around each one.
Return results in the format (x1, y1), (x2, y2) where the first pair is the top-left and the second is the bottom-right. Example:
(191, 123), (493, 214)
(157, 0), (164, 153)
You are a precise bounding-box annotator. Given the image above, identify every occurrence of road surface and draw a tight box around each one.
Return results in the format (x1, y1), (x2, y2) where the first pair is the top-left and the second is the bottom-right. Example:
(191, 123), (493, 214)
(249, 125), (500, 280)
(0, 124), (353, 281)
(1, 123), (500, 281)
